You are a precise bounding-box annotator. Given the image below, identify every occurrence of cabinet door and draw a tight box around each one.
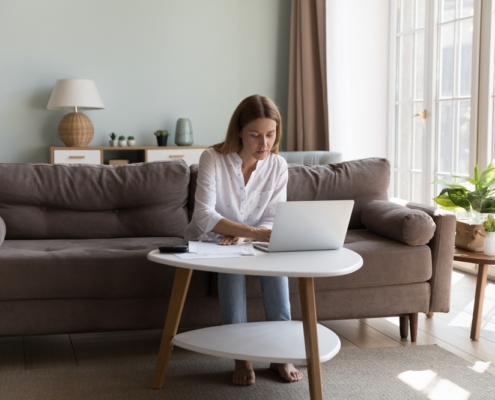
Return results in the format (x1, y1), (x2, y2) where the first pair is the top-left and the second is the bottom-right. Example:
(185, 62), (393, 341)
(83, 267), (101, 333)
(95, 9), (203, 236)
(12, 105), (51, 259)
(146, 149), (205, 166)
(53, 149), (102, 164)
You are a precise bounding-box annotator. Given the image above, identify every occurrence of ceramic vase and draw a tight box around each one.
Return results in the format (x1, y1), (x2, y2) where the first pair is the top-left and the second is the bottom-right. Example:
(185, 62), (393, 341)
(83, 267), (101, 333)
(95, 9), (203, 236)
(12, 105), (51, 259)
(175, 118), (194, 146)
(127, 140), (135, 147)
(109, 140), (118, 147)
(484, 232), (495, 256)
(118, 140), (127, 147)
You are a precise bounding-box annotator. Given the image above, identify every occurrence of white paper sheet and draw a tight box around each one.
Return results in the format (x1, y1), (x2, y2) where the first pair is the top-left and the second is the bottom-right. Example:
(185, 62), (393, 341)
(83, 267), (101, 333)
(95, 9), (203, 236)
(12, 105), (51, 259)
(173, 241), (256, 259)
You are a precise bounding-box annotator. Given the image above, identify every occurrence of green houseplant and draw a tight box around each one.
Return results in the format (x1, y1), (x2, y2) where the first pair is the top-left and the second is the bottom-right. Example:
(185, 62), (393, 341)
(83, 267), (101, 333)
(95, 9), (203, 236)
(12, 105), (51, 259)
(154, 130), (169, 147)
(118, 135), (127, 147)
(483, 214), (495, 255)
(433, 160), (495, 252)
(433, 160), (495, 223)
(109, 132), (117, 147)
(127, 136), (135, 147)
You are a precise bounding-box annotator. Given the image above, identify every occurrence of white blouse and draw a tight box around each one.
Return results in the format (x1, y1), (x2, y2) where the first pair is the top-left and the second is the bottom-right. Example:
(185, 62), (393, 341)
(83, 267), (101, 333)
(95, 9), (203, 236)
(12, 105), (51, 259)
(184, 147), (288, 241)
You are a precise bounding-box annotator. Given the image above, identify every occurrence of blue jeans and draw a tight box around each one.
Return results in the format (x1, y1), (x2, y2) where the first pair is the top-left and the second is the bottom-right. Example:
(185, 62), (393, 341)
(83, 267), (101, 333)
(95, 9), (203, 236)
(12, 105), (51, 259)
(218, 273), (291, 324)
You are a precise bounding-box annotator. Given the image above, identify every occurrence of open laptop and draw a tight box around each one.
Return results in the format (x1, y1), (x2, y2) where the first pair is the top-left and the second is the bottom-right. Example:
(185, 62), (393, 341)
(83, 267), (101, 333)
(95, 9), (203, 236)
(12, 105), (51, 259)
(253, 200), (354, 252)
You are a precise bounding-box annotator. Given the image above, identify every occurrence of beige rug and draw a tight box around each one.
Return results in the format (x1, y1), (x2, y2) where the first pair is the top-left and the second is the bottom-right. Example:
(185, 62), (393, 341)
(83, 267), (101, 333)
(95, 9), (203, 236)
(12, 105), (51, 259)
(1, 345), (494, 399)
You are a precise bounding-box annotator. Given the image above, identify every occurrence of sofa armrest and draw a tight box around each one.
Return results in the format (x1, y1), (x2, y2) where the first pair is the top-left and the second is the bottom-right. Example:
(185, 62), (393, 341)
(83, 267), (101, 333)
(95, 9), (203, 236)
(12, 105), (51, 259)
(361, 200), (436, 245)
(0, 216), (5, 247)
(406, 202), (456, 313)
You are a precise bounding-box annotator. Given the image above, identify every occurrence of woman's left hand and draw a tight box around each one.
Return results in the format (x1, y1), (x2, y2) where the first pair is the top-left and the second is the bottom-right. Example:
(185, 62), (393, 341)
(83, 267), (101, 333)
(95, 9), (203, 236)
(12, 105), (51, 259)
(218, 236), (245, 245)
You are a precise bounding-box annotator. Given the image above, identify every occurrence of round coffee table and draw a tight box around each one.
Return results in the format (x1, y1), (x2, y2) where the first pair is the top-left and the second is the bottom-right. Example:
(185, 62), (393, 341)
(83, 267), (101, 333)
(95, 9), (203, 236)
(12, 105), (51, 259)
(148, 247), (363, 400)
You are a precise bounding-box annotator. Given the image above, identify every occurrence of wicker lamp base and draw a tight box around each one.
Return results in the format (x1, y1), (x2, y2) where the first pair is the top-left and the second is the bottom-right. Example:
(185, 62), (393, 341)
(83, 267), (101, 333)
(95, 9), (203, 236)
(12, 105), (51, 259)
(58, 112), (94, 147)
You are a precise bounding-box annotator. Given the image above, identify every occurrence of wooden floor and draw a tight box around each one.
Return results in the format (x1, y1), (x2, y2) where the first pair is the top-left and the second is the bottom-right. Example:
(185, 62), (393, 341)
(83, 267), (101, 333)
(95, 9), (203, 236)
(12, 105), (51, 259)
(1, 270), (494, 375)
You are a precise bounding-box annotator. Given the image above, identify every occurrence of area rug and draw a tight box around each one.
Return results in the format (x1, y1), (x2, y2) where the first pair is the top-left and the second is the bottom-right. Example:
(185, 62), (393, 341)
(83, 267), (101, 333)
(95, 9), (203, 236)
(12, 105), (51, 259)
(1, 345), (494, 400)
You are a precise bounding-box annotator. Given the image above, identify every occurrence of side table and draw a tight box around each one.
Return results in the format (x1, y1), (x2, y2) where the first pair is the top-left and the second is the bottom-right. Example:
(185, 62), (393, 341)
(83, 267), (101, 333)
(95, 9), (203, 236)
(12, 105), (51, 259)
(147, 247), (363, 400)
(453, 248), (494, 340)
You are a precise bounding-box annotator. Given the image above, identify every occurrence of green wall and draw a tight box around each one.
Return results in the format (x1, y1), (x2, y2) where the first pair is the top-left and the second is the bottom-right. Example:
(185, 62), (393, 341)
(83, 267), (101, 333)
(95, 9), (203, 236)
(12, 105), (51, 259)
(0, 0), (291, 163)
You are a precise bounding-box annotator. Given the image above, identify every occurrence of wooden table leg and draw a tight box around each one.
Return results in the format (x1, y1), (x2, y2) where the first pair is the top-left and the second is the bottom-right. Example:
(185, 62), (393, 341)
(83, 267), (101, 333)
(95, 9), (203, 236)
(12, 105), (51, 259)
(152, 267), (193, 389)
(471, 264), (488, 341)
(299, 277), (323, 400)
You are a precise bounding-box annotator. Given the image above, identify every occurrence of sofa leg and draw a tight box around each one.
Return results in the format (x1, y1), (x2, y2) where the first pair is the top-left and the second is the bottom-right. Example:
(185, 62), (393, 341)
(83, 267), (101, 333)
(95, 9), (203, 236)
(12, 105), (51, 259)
(426, 312), (434, 318)
(399, 316), (408, 339)
(409, 313), (418, 342)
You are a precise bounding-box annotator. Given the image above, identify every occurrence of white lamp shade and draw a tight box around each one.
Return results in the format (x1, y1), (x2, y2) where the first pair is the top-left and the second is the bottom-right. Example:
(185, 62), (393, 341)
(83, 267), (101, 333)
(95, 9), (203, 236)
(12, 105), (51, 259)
(47, 79), (104, 110)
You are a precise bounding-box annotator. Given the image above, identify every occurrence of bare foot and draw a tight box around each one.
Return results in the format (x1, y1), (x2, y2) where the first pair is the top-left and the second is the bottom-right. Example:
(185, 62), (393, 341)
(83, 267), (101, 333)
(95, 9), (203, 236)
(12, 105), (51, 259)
(270, 363), (303, 382)
(233, 360), (255, 386)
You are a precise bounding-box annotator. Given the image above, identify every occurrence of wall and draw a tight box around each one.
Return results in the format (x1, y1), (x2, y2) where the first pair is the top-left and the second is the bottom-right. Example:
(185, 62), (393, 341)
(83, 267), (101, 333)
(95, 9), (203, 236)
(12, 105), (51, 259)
(0, 0), (291, 163)
(344, 0), (390, 160)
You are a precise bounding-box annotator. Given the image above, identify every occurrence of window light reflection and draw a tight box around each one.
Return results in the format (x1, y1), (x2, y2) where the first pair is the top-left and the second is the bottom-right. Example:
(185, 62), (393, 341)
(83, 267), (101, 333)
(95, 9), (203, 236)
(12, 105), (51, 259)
(398, 370), (471, 399)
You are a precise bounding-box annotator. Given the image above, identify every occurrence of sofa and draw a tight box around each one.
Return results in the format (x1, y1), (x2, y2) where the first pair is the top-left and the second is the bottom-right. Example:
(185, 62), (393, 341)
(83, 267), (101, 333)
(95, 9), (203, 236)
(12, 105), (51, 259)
(0, 158), (456, 341)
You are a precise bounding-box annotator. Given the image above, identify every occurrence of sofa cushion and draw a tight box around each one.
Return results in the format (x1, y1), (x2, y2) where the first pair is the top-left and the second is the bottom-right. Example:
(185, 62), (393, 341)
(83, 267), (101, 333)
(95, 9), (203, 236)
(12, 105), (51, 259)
(287, 158), (390, 229)
(0, 238), (210, 300)
(361, 200), (436, 245)
(0, 216), (5, 246)
(0, 161), (190, 240)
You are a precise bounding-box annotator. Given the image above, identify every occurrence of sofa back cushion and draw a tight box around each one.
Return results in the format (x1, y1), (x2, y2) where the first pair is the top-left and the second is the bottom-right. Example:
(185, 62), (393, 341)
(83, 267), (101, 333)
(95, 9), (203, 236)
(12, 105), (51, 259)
(189, 158), (390, 230)
(287, 158), (390, 229)
(0, 161), (190, 239)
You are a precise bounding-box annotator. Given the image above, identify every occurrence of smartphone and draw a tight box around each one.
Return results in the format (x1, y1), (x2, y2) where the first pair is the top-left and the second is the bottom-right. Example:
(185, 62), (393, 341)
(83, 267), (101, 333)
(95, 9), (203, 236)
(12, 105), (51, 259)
(159, 244), (189, 253)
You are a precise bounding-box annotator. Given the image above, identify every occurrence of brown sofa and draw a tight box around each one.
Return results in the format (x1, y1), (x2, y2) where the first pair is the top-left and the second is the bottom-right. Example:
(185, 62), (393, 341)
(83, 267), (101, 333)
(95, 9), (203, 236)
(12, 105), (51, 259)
(0, 158), (456, 341)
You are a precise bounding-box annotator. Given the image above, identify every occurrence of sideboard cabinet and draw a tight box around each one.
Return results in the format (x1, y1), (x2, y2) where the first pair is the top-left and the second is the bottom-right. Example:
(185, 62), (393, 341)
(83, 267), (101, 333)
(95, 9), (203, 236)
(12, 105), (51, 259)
(50, 146), (207, 166)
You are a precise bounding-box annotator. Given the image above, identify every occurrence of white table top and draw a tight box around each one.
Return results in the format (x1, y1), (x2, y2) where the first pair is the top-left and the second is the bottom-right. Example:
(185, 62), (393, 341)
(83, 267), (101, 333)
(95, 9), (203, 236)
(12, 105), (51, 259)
(147, 247), (363, 278)
(172, 321), (341, 364)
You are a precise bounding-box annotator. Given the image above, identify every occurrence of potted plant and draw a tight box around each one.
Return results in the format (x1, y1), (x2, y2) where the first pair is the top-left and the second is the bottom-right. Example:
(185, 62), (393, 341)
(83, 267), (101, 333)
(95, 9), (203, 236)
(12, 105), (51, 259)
(154, 130), (169, 147)
(483, 214), (495, 255)
(118, 135), (127, 147)
(433, 160), (495, 223)
(127, 136), (135, 146)
(109, 133), (117, 147)
(433, 160), (495, 251)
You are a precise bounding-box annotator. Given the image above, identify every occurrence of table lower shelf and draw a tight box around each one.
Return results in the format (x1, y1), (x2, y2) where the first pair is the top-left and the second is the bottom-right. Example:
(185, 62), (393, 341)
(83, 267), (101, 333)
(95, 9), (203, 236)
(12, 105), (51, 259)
(172, 321), (341, 364)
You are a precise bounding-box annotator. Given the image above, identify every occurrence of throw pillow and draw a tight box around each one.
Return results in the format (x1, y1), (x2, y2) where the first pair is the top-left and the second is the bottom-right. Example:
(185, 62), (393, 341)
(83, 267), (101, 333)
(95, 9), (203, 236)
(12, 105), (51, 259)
(361, 200), (436, 246)
(0, 216), (5, 246)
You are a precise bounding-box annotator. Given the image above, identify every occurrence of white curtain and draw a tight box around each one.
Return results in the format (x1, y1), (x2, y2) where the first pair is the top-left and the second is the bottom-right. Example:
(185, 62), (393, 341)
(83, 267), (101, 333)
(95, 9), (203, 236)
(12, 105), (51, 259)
(326, 0), (352, 161)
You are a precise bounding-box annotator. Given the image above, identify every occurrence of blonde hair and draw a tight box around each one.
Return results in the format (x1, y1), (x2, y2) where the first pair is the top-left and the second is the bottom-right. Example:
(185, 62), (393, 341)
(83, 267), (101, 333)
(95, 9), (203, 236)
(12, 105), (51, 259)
(212, 95), (282, 154)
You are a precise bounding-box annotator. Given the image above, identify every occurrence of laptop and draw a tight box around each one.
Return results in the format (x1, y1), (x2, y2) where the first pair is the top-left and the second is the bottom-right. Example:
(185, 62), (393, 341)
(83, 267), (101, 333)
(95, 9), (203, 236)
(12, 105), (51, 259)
(253, 200), (354, 252)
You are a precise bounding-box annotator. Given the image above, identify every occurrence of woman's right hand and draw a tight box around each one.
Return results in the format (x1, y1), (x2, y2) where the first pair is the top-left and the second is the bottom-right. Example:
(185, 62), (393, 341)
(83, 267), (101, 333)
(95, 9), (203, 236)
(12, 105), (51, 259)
(253, 227), (271, 242)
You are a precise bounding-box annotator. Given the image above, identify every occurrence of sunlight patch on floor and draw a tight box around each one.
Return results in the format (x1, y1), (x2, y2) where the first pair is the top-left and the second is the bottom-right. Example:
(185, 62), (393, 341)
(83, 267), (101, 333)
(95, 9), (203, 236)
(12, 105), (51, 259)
(385, 316), (400, 327)
(398, 370), (470, 400)
(469, 360), (492, 373)
(451, 270), (466, 286)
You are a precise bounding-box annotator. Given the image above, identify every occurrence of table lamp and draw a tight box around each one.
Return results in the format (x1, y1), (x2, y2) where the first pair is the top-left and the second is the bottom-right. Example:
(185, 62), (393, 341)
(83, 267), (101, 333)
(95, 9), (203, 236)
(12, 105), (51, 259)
(47, 79), (104, 147)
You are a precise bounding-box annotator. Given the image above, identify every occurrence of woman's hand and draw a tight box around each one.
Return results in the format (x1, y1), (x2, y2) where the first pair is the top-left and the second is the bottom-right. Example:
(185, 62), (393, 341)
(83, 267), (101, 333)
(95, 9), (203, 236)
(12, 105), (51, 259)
(253, 227), (271, 242)
(218, 236), (246, 246)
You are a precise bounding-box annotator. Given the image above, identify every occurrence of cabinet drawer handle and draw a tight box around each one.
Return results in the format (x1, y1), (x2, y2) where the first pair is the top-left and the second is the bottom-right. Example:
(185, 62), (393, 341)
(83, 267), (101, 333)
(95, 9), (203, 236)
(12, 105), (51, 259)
(169, 154), (185, 158)
(69, 156), (86, 159)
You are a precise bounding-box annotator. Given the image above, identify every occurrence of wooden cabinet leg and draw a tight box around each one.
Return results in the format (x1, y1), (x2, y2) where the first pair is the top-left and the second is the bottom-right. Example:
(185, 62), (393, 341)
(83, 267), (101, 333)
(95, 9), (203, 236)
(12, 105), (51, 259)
(471, 264), (488, 341)
(298, 277), (323, 400)
(399, 316), (408, 338)
(409, 313), (418, 342)
(152, 268), (193, 389)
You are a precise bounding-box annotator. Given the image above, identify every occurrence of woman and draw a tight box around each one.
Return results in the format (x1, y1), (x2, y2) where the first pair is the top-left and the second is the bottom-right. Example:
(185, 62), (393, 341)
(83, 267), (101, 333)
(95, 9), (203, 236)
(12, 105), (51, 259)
(184, 95), (303, 386)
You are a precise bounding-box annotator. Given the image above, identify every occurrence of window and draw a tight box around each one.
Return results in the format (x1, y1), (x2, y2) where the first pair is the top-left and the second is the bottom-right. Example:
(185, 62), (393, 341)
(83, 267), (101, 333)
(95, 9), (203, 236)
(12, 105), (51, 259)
(389, 0), (488, 204)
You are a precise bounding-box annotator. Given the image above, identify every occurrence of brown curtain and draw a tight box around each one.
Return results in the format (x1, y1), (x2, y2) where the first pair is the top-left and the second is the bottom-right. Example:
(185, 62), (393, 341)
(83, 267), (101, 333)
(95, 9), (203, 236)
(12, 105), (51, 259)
(287, 0), (328, 151)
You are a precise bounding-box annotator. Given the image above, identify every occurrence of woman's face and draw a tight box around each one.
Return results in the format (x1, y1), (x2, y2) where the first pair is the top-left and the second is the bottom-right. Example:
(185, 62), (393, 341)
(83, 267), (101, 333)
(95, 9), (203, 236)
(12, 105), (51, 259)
(238, 118), (277, 162)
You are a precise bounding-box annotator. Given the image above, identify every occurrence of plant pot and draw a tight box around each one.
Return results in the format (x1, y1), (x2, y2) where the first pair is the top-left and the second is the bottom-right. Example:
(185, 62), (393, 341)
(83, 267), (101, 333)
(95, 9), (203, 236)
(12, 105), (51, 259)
(156, 136), (168, 146)
(455, 220), (485, 252)
(109, 140), (118, 147)
(484, 232), (495, 255)
(118, 140), (127, 147)
(127, 140), (135, 147)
